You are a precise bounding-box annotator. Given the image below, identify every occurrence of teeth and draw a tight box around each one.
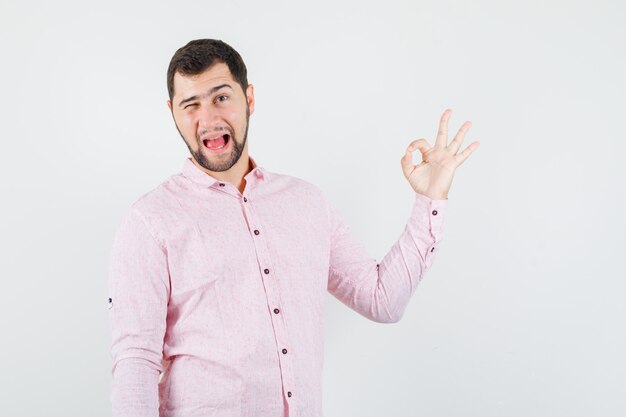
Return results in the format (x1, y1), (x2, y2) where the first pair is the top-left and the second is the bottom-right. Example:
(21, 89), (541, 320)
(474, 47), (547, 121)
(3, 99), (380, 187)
(204, 135), (228, 150)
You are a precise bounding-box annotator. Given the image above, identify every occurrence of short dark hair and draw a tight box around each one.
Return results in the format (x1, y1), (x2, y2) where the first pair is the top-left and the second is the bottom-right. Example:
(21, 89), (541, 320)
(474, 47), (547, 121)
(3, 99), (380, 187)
(167, 39), (249, 102)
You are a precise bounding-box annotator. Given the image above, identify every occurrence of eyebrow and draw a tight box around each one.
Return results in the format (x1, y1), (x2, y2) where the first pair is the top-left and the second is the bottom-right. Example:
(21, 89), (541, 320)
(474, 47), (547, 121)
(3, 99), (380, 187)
(178, 83), (233, 108)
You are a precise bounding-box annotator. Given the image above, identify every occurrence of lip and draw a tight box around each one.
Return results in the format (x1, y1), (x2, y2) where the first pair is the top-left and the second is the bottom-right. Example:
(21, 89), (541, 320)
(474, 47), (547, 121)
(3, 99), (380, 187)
(202, 134), (231, 154)
(202, 132), (228, 141)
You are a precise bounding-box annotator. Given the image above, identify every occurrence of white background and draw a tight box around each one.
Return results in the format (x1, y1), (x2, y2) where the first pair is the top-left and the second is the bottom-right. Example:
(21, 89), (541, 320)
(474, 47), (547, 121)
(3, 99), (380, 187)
(1, 0), (625, 416)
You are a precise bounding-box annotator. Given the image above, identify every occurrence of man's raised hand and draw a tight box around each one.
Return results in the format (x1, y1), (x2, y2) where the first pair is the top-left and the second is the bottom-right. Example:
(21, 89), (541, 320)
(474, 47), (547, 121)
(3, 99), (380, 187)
(400, 108), (480, 200)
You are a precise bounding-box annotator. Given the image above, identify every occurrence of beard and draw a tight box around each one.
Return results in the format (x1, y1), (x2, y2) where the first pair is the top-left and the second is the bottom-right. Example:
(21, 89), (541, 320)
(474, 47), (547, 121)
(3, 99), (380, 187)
(175, 107), (250, 173)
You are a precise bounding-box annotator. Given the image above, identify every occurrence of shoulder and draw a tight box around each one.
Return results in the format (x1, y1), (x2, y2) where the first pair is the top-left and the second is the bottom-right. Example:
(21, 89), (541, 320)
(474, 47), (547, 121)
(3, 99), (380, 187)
(264, 170), (333, 221)
(266, 170), (327, 199)
(120, 174), (184, 242)
(132, 175), (178, 213)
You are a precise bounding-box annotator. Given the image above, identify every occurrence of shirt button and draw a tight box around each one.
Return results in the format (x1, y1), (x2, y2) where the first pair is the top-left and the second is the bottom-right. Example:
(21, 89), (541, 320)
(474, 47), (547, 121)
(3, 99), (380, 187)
(264, 268), (270, 274)
(432, 210), (438, 215)
(430, 247), (435, 252)
(219, 183), (225, 187)
(274, 308), (280, 314)
(282, 348), (288, 354)
(287, 391), (292, 398)
(243, 197), (248, 202)
(254, 229), (260, 235)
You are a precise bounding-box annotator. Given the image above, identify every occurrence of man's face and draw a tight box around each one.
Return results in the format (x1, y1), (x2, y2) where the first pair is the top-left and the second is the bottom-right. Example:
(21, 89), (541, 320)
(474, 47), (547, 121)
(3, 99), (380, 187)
(168, 62), (255, 172)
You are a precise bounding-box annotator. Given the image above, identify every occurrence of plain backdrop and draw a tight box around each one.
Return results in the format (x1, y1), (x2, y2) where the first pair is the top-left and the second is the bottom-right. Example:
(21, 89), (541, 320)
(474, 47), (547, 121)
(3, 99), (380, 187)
(1, 0), (624, 416)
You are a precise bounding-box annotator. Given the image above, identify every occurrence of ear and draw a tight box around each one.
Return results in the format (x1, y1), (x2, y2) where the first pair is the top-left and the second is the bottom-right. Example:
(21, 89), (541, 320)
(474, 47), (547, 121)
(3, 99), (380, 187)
(246, 84), (255, 116)
(167, 99), (172, 112)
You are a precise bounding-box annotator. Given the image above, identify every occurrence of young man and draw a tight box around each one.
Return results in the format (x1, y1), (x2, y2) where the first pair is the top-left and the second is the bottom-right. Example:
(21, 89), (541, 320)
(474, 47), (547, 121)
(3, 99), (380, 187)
(107, 38), (479, 417)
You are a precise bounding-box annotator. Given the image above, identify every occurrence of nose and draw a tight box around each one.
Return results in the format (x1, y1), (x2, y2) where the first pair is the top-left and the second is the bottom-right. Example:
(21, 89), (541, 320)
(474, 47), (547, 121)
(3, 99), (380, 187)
(197, 104), (226, 134)
(198, 105), (216, 130)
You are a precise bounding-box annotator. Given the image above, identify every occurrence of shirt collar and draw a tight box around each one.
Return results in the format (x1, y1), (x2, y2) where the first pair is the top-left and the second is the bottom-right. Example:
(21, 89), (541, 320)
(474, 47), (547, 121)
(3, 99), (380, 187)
(180, 156), (269, 188)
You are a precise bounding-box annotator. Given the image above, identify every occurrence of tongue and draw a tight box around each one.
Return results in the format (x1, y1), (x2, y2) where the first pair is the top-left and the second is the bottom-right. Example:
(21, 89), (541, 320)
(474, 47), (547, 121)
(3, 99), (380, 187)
(206, 135), (226, 149)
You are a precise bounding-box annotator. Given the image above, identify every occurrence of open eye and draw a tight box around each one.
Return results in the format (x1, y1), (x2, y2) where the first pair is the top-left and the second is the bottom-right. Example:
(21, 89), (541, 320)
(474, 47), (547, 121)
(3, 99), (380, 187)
(216, 95), (229, 103)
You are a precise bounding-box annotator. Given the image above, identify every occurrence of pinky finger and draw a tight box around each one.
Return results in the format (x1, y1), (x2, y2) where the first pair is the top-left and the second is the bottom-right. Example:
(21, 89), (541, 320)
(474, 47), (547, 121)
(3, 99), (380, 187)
(454, 141), (480, 167)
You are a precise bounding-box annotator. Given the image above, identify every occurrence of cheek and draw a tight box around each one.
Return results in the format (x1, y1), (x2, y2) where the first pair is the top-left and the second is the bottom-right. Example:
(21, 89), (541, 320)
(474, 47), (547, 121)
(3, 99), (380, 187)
(177, 114), (198, 134)
(226, 108), (245, 128)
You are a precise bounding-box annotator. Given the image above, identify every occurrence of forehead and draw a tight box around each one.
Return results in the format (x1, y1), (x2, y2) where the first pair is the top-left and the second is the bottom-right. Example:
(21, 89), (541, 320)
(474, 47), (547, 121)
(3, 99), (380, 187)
(172, 62), (237, 98)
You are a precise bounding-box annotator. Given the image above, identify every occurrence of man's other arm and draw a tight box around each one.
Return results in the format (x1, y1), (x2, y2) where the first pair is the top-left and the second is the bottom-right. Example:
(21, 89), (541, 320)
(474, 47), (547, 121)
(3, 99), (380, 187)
(107, 206), (170, 417)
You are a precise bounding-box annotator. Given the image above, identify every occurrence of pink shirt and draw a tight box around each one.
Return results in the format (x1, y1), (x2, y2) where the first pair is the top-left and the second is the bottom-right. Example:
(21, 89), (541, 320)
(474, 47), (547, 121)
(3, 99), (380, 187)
(107, 156), (448, 417)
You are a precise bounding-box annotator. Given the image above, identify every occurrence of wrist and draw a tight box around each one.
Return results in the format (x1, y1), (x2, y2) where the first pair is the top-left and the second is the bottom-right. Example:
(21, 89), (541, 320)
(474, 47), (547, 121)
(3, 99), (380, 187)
(418, 192), (447, 200)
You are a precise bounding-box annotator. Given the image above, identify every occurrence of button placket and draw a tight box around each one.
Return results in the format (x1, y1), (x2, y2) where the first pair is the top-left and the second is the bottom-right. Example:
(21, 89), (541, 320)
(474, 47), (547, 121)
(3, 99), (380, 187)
(241, 198), (296, 402)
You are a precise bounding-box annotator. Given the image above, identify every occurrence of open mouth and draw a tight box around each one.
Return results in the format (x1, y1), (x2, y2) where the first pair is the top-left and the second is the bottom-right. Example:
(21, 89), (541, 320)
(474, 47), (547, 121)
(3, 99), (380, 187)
(203, 134), (230, 152)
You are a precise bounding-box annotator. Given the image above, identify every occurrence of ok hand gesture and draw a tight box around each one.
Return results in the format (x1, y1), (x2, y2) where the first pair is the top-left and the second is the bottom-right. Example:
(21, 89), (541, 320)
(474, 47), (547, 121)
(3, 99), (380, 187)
(401, 109), (480, 200)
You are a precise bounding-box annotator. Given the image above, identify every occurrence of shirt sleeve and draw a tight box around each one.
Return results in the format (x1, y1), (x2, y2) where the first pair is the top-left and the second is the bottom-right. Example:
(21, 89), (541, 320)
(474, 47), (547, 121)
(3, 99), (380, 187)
(326, 192), (448, 323)
(107, 206), (170, 417)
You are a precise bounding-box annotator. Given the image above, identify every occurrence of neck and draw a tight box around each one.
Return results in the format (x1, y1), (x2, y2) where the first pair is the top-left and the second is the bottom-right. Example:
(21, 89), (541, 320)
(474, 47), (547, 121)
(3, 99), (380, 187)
(192, 147), (252, 194)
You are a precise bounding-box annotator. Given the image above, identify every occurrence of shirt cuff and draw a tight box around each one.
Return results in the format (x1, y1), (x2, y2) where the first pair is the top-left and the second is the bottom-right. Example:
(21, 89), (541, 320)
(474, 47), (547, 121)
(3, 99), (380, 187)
(410, 192), (448, 242)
